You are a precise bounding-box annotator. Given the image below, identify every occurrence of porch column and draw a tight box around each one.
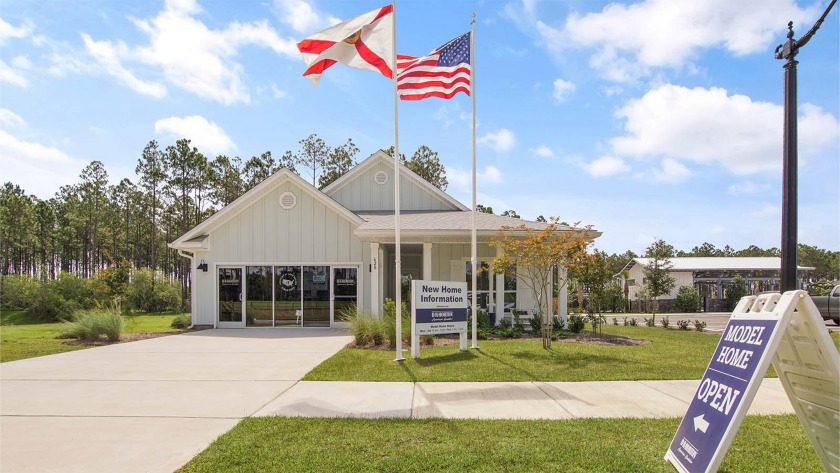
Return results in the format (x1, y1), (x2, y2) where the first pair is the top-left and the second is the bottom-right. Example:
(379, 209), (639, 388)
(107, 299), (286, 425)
(495, 246), (504, 325)
(370, 242), (380, 316)
(423, 243), (433, 281)
(559, 267), (568, 320)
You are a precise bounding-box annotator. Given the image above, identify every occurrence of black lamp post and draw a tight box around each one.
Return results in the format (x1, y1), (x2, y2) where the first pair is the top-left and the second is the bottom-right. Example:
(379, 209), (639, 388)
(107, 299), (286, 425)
(774, 0), (836, 291)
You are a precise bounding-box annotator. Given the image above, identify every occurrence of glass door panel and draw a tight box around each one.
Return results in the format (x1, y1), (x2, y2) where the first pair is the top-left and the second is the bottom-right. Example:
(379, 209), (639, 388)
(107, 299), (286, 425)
(302, 266), (330, 327)
(246, 266), (273, 327)
(218, 267), (243, 327)
(333, 267), (358, 322)
(275, 266), (302, 326)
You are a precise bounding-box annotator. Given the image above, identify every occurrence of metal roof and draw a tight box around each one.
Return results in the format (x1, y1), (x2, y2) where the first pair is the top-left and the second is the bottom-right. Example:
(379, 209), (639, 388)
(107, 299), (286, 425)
(624, 257), (815, 272)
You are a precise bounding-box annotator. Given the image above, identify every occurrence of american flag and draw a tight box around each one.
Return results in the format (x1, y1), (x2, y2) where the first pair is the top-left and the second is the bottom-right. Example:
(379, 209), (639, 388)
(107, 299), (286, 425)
(397, 32), (471, 101)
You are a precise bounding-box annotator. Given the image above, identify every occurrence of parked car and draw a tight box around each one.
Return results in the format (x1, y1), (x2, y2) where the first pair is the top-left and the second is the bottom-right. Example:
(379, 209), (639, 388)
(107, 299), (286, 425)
(812, 284), (840, 325)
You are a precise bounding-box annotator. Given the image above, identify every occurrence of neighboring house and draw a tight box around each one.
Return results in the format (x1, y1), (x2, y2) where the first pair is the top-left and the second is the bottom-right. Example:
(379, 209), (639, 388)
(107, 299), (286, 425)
(169, 151), (601, 328)
(619, 257), (815, 312)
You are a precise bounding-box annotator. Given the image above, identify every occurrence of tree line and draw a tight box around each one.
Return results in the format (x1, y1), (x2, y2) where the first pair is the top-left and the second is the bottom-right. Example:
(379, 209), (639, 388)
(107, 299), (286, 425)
(0, 135), (449, 308)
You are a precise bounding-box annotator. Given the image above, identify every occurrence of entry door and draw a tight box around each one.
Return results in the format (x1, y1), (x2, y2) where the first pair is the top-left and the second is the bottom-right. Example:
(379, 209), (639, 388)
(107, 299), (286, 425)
(333, 267), (358, 322)
(218, 267), (244, 328)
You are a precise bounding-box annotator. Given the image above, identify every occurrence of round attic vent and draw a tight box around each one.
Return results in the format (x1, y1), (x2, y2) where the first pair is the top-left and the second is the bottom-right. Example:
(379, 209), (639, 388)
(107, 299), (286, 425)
(374, 170), (388, 185)
(279, 191), (297, 210)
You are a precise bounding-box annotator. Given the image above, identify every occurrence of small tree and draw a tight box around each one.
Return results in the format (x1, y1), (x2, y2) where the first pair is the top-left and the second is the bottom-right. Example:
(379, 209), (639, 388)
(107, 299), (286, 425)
(491, 218), (593, 348)
(640, 239), (676, 323)
(296, 134), (330, 187)
(576, 250), (613, 334)
(674, 286), (701, 312)
(726, 275), (748, 310)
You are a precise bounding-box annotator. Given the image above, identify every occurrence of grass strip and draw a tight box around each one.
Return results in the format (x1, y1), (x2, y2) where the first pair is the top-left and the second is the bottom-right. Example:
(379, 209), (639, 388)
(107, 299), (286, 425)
(179, 415), (821, 473)
(0, 310), (184, 362)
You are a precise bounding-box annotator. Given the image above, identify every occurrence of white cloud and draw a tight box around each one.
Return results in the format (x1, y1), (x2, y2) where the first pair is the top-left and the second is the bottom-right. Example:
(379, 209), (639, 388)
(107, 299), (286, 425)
(271, 83), (287, 99)
(610, 84), (840, 175)
(515, 0), (819, 83)
(552, 78), (575, 102)
(448, 165), (504, 189)
(530, 145), (555, 159)
(82, 34), (167, 98)
(78, 0), (299, 104)
(273, 0), (340, 34)
(0, 59), (28, 87)
(584, 155), (630, 177)
(478, 128), (515, 152)
(154, 115), (236, 155)
(751, 204), (780, 217)
(727, 180), (768, 196)
(0, 129), (87, 199)
(0, 18), (33, 45)
(0, 108), (25, 128)
(649, 158), (691, 183)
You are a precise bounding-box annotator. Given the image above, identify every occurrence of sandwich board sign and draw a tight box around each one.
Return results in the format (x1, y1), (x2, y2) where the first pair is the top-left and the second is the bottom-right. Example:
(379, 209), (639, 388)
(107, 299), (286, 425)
(411, 280), (468, 358)
(665, 291), (840, 472)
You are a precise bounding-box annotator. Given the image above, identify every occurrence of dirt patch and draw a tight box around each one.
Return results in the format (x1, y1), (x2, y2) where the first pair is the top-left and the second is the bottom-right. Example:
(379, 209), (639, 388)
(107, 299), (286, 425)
(348, 332), (648, 350)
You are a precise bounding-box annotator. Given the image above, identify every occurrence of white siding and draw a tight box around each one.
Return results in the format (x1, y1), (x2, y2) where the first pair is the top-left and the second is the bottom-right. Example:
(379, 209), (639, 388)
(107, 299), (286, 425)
(327, 162), (455, 211)
(191, 181), (368, 326)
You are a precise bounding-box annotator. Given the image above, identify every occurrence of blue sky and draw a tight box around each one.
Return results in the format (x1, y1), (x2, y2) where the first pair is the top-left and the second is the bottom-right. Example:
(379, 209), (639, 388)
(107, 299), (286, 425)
(1, 0), (838, 255)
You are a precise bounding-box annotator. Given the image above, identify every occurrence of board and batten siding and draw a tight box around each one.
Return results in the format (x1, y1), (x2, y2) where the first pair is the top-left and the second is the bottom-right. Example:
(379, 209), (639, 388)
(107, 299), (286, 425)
(327, 161), (456, 211)
(192, 180), (369, 326)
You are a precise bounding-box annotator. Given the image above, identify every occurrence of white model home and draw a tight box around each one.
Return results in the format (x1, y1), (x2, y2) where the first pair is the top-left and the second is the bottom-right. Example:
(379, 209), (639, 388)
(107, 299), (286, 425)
(169, 150), (600, 328)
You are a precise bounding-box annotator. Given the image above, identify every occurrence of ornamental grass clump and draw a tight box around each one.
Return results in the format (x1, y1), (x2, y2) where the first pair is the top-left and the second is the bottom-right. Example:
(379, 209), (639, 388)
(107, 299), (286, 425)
(59, 302), (124, 342)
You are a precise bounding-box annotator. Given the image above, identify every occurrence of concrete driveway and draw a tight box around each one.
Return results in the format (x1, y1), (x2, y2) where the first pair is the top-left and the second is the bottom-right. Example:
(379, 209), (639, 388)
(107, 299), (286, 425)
(0, 328), (352, 473)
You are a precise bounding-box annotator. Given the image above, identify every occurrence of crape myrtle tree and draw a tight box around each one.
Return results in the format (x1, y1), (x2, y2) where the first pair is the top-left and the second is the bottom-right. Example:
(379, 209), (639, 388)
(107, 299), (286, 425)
(491, 218), (593, 349)
(640, 239), (677, 323)
(576, 249), (613, 333)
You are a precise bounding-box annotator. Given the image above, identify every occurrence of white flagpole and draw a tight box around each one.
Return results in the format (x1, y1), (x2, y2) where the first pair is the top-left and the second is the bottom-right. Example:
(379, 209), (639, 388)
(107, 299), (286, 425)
(392, 0), (404, 361)
(470, 14), (478, 350)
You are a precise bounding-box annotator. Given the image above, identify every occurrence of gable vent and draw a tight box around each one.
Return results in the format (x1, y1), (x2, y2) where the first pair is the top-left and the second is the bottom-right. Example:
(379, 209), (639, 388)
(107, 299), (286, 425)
(374, 170), (388, 185)
(279, 192), (297, 210)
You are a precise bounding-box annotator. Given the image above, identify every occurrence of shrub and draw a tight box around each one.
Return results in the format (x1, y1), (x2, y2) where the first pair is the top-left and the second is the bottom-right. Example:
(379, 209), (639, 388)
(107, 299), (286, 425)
(628, 317), (638, 326)
(476, 309), (491, 328)
(694, 320), (707, 332)
(171, 313), (191, 329)
(644, 317), (655, 327)
(660, 316), (670, 329)
(674, 286), (701, 312)
(612, 317), (619, 325)
(421, 334), (435, 346)
(346, 309), (385, 346)
(726, 275), (748, 310)
(677, 320), (690, 330)
(568, 315), (586, 333)
(0, 274), (38, 309)
(529, 313), (543, 334)
(383, 298), (409, 348)
(126, 268), (181, 313)
(53, 272), (97, 310)
(59, 305), (124, 342)
(26, 283), (79, 322)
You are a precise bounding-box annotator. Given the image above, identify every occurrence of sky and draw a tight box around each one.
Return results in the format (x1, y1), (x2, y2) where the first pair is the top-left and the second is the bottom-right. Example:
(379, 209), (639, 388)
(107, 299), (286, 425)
(1, 0), (838, 255)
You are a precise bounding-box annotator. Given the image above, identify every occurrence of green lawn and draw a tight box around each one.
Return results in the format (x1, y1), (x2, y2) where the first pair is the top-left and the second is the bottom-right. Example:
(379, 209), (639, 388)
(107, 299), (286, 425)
(306, 326), (722, 382)
(0, 310), (185, 363)
(178, 415), (821, 473)
(307, 326), (840, 382)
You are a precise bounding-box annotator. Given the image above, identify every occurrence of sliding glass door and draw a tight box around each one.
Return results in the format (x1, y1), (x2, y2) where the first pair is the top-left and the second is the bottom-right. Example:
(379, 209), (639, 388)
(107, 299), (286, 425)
(246, 266), (272, 327)
(275, 266), (302, 326)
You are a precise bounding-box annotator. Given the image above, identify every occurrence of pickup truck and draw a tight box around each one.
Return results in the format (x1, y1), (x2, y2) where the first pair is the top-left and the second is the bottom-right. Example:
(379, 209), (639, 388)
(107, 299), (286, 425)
(813, 284), (840, 325)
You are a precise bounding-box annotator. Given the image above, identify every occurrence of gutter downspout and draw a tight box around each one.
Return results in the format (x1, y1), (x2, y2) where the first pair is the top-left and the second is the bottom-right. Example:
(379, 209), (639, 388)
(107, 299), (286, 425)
(177, 249), (196, 329)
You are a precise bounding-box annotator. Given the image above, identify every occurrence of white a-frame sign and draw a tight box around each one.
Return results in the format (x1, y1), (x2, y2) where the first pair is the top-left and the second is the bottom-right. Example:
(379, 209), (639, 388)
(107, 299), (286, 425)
(666, 290), (839, 473)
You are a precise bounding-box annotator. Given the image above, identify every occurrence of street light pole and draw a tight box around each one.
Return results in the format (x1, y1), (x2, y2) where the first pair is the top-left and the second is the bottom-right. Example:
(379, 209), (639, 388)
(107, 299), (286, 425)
(774, 0), (836, 292)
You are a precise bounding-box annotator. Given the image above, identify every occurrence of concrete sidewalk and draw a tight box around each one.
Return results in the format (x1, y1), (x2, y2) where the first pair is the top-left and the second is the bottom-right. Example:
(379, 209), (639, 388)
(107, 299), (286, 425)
(1, 328), (797, 473)
(253, 378), (793, 420)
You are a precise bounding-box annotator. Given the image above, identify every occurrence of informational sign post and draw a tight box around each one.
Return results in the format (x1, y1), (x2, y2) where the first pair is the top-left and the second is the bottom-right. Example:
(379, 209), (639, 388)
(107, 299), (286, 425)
(666, 291), (840, 473)
(411, 280), (468, 359)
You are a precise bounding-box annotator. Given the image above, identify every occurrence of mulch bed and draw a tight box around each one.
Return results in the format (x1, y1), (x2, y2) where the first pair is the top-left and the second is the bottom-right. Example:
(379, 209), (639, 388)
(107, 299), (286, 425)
(349, 331), (648, 350)
(62, 331), (186, 347)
